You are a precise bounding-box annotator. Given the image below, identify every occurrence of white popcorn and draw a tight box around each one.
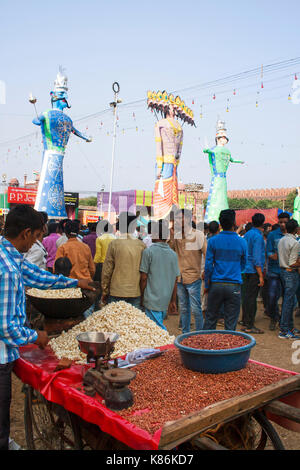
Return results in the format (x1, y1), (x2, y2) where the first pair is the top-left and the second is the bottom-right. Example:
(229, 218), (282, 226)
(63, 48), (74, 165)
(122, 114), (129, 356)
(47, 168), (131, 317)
(27, 288), (83, 299)
(49, 301), (174, 363)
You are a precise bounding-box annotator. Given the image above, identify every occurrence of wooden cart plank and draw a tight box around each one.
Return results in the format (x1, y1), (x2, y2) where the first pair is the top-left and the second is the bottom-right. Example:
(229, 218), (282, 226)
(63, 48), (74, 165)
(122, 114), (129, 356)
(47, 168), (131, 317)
(193, 437), (228, 451)
(265, 400), (300, 425)
(159, 375), (300, 449)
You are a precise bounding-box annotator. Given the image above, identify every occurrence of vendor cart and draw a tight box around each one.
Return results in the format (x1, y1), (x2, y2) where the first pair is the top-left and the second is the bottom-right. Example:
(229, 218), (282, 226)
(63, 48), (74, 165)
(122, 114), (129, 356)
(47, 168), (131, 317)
(14, 344), (300, 451)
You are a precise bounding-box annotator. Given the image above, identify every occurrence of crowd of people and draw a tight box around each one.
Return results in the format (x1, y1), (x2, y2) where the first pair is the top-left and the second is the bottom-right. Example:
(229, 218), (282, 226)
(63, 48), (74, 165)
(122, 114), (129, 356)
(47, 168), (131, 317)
(2, 205), (300, 337)
(1, 203), (300, 450)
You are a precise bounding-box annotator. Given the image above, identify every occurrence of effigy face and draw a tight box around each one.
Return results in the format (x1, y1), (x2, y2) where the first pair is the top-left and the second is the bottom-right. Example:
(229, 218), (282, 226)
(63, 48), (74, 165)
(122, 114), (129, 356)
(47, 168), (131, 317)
(50, 90), (70, 111)
(217, 136), (228, 147)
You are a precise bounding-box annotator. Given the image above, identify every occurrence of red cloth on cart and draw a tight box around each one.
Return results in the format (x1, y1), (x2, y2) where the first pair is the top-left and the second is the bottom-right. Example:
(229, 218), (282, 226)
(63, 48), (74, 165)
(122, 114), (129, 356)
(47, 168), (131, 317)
(14, 344), (173, 450)
(14, 345), (300, 448)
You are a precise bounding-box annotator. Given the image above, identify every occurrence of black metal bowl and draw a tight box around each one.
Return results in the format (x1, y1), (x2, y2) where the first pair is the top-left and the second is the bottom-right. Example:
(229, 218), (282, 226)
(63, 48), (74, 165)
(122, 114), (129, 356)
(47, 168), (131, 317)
(26, 282), (101, 319)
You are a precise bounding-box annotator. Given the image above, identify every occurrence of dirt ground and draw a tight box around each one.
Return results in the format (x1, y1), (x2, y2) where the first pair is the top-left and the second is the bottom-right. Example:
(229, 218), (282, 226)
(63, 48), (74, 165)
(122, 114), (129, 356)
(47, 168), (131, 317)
(10, 300), (300, 450)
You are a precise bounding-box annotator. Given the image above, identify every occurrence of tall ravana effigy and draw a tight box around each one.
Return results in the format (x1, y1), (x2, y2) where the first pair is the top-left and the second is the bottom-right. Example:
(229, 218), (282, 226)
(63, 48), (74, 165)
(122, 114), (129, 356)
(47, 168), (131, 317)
(147, 91), (195, 220)
(33, 68), (92, 218)
(204, 120), (244, 223)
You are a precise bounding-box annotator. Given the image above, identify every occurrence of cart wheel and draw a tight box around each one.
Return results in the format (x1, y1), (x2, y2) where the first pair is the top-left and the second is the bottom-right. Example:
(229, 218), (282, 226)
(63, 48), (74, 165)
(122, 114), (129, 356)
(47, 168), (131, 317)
(251, 410), (285, 450)
(24, 385), (82, 450)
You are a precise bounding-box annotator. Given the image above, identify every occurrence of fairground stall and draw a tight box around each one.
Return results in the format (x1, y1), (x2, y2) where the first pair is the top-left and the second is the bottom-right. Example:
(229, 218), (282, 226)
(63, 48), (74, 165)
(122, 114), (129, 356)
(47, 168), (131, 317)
(15, 291), (300, 451)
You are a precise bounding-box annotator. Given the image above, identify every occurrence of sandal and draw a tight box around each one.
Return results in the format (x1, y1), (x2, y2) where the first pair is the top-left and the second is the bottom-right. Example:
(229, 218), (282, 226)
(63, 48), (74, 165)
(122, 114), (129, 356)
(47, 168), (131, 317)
(242, 327), (264, 334)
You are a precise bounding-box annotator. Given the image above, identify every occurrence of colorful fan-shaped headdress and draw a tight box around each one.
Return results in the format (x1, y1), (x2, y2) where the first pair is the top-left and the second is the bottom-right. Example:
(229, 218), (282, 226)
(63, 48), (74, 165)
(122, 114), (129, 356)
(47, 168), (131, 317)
(147, 90), (195, 126)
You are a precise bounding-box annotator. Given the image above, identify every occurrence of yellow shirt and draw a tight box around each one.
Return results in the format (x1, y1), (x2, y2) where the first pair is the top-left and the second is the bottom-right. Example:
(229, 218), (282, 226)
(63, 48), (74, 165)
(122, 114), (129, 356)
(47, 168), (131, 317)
(94, 234), (115, 264)
(101, 235), (145, 297)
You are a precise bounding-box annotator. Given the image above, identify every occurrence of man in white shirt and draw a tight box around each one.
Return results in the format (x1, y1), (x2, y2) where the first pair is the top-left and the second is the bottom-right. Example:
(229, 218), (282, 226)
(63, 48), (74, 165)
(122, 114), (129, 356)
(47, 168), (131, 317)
(278, 219), (300, 339)
(25, 230), (47, 270)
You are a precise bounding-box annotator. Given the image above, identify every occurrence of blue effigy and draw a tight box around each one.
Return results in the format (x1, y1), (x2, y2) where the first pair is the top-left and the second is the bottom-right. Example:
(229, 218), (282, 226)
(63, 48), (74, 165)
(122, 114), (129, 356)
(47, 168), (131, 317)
(33, 68), (91, 217)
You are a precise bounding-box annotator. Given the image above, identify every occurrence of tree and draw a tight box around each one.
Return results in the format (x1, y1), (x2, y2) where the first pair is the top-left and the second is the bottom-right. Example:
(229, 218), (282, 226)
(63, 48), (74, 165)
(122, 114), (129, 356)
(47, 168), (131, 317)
(79, 196), (97, 207)
(285, 190), (297, 213)
(228, 198), (256, 210)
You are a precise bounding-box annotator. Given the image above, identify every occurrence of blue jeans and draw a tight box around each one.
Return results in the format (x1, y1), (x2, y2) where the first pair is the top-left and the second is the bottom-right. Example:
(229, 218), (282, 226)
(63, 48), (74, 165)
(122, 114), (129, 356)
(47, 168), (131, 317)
(177, 280), (203, 334)
(267, 274), (282, 322)
(145, 309), (167, 331)
(109, 296), (141, 309)
(204, 283), (241, 331)
(280, 270), (299, 333)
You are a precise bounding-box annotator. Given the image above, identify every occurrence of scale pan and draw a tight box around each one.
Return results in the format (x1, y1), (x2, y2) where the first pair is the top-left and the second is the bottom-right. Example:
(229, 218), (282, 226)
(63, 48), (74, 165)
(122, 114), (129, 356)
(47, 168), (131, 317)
(76, 331), (119, 356)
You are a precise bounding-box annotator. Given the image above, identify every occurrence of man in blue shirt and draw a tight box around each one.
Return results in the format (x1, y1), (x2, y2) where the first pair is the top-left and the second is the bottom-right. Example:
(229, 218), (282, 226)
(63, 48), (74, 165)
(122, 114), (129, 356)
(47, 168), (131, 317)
(140, 220), (180, 330)
(204, 210), (247, 331)
(266, 212), (290, 331)
(241, 213), (266, 334)
(0, 205), (94, 450)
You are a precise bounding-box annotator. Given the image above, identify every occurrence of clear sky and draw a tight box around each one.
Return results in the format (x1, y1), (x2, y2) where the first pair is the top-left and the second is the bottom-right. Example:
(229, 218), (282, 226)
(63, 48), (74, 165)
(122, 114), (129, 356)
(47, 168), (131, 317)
(1, 0), (300, 195)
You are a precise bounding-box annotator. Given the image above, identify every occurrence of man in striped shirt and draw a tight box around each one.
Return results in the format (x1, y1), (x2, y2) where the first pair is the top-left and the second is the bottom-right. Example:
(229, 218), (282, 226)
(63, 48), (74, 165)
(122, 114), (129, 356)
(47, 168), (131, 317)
(0, 205), (94, 450)
(204, 209), (247, 331)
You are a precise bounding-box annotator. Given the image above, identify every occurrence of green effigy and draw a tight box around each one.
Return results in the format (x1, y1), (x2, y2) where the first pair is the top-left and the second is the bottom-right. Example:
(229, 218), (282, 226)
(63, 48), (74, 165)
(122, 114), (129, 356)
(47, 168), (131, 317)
(293, 188), (300, 224)
(204, 120), (244, 223)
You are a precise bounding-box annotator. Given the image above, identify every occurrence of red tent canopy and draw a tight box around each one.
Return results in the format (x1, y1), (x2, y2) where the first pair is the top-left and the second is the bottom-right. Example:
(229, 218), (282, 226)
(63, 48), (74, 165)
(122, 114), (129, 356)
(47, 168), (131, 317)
(235, 208), (279, 226)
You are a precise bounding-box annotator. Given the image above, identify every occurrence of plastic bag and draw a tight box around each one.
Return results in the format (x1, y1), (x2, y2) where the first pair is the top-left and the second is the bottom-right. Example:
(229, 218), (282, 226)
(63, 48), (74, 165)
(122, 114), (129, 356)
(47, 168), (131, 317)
(126, 348), (160, 364)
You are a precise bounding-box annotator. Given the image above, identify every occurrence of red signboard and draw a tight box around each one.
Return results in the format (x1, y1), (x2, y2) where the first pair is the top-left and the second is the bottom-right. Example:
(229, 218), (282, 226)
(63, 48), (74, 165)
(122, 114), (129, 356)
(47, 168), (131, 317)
(7, 187), (37, 205)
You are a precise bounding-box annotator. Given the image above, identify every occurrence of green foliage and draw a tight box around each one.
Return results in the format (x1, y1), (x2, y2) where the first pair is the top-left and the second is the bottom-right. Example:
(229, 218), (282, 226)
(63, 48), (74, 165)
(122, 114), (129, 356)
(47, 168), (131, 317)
(228, 198), (256, 210)
(285, 190), (297, 213)
(79, 196), (97, 207)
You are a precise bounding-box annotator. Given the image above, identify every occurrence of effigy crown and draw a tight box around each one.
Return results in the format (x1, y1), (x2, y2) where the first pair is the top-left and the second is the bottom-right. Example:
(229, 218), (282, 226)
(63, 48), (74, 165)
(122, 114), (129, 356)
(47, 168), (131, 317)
(216, 119), (229, 142)
(54, 66), (68, 93)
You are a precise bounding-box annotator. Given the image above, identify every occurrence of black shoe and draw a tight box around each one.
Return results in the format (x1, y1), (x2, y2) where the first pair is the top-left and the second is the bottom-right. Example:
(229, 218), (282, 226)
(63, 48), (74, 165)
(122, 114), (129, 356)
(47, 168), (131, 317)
(269, 319), (277, 331)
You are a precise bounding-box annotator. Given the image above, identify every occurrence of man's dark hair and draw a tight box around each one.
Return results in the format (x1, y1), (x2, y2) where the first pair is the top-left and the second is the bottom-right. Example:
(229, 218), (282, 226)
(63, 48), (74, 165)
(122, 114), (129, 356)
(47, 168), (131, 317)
(116, 212), (137, 234)
(286, 219), (299, 234)
(39, 211), (48, 225)
(58, 218), (70, 233)
(208, 221), (219, 235)
(278, 212), (291, 220)
(73, 220), (81, 230)
(151, 219), (170, 241)
(4, 205), (44, 239)
(48, 222), (58, 235)
(87, 222), (97, 233)
(263, 223), (272, 231)
(219, 209), (236, 231)
(245, 222), (253, 232)
(272, 223), (280, 231)
(65, 220), (79, 236)
(252, 213), (265, 228)
(54, 257), (72, 277)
